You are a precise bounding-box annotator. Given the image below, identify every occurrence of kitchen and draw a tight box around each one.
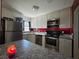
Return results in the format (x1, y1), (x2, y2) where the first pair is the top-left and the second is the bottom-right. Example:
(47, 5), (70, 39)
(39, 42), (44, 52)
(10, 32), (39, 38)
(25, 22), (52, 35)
(0, 0), (79, 59)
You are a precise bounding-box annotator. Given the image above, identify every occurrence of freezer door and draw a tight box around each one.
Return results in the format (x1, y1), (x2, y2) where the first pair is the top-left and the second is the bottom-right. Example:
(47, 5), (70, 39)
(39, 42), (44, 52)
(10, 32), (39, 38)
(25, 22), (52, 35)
(5, 21), (14, 31)
(5, 21), (22, 31)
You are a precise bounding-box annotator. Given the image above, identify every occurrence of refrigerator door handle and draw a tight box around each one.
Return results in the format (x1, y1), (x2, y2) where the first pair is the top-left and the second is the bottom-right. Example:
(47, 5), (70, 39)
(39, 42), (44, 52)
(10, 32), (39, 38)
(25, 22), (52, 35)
(5, 21), (7, 31)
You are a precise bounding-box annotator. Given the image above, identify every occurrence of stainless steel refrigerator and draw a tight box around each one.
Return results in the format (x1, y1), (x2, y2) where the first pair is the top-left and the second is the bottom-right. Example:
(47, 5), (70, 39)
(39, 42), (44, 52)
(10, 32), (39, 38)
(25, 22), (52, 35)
(3, 17), (23, 43)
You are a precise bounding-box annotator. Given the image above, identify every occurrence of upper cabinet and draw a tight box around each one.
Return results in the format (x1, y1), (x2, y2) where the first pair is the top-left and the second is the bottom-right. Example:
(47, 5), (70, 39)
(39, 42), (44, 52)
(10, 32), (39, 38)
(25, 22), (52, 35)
(59, 8), (71, 28)
(31, 7), (72, 28)
(31, 15), (47, 28)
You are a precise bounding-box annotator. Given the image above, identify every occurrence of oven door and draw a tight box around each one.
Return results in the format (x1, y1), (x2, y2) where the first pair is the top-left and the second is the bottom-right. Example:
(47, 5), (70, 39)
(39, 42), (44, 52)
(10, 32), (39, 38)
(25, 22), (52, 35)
(46, 37), (58, 46)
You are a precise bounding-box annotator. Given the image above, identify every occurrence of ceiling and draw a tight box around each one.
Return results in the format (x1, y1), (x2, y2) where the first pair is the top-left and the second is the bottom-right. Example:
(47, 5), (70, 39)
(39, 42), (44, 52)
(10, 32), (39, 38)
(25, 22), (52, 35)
(2, 0), (74, 17)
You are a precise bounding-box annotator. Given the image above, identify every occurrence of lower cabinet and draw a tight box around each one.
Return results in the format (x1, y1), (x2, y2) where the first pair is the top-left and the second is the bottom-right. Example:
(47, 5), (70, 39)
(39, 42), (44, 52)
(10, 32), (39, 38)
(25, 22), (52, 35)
(35, 35), (42, 45)
(27, 34), (35, 43)
(59, 38), (72, 57)
(27, 35), (42, 45)
(25, 34), (45, 47)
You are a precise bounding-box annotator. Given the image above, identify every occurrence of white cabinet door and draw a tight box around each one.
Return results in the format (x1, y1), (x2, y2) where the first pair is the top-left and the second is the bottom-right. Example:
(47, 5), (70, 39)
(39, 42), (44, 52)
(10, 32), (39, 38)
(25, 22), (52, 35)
(59, 38), (72, 57)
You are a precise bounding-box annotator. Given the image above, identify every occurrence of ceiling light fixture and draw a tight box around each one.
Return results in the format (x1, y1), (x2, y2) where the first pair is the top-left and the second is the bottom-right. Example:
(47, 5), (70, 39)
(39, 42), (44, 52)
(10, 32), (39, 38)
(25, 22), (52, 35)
(47, 0), (54, 3)
(32, 5), (39, 11)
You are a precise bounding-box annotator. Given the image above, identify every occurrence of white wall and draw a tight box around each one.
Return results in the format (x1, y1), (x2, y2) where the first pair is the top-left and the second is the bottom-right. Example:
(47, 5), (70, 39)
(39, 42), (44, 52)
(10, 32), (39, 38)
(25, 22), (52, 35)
(2, 6), (31, 22)
(31, 7), (72, 28)
(2, 7), (23, 18)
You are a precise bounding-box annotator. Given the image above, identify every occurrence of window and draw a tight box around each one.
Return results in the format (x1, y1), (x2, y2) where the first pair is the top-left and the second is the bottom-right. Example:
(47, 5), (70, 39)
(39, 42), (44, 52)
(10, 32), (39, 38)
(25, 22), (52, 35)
(23, 21), (30, 31)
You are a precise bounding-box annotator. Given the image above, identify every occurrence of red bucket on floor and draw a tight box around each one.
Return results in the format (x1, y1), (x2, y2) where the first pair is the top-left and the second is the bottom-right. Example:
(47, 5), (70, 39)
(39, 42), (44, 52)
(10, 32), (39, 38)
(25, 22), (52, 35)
(7, 45), (16, 58)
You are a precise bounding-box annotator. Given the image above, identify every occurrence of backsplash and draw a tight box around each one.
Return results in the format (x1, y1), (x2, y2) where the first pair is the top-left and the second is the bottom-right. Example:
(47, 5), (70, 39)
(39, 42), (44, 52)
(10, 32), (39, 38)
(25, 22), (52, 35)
(30, 28), (73, 34)
(30, 28), (46, 32)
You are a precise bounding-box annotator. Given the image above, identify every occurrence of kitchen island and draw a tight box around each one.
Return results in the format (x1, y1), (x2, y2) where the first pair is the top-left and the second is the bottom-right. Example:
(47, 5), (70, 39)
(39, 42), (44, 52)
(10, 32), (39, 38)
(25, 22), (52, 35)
(0, 39), (72, 59)
(23, 32), (46, 47)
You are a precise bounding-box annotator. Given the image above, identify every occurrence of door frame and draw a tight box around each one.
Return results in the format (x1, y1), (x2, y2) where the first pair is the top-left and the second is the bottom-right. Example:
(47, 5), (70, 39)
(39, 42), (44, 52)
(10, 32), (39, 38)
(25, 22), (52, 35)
(74, 5), (79, 59)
